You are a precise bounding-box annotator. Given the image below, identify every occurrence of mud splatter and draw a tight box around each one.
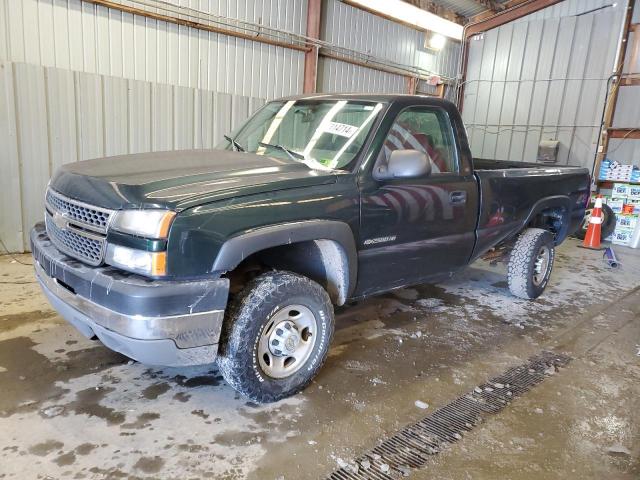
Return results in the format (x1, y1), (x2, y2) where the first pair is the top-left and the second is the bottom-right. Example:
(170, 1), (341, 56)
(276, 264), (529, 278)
(28, 440), (63, 456)
(133, 455), (165, 474)
(66, 387), (126, 425)
(141, 382), (171, 400)
(53, 450), (76, 466)
(173, 392), (191, 403)
(0, 310), (57, 334)
(74, 443), (97, 455)
(173, 374), (223, 388)
(121, 412), (161, 429)
(0, 336), (127, 416)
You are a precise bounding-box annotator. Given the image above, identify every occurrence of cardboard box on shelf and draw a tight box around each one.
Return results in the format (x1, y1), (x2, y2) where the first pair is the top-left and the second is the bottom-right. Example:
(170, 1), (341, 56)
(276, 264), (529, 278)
(608, 199), (625, 213)
(599, 160), (639, 182)
(603, 175), (632, 182)
(612, 227), (634, 246)
(616, 213), (638, 231)
(612, 183), (631, 198)
(629, 185), (640, 200)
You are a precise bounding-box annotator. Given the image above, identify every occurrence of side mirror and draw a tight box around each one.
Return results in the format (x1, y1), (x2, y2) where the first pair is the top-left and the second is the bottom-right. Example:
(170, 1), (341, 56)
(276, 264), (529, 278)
(375, 149), (431, 180)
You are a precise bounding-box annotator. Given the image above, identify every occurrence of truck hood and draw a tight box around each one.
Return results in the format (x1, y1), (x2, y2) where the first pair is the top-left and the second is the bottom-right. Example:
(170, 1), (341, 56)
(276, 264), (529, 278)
(49, 150), (338, 210)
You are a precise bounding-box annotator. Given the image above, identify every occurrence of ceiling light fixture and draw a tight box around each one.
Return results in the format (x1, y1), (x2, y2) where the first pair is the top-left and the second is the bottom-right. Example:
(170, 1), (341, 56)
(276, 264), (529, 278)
(347, 0), (463, 40)
(428, 33), (447, 50)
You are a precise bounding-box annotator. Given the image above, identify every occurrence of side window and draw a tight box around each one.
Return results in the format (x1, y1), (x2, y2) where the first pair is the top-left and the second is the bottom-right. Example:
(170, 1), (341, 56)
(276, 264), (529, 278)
(377, 107), (457, 174)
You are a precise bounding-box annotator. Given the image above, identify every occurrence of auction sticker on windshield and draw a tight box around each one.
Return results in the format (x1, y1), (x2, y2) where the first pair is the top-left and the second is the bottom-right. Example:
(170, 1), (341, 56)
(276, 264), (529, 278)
(324, 122), (358, 138)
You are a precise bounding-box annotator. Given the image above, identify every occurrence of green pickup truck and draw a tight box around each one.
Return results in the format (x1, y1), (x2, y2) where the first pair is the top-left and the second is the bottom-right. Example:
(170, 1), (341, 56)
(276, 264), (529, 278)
(31, 94), (589, 402)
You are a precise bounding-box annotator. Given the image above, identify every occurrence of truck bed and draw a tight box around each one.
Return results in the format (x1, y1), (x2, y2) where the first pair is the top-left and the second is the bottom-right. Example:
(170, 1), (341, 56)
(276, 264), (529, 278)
(474, 158), (561, 170)
(470, 158), (589, 262)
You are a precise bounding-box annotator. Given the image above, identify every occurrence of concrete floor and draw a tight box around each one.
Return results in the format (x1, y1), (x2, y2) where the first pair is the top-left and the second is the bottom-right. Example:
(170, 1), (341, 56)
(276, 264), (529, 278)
(0, 238), (638, 480)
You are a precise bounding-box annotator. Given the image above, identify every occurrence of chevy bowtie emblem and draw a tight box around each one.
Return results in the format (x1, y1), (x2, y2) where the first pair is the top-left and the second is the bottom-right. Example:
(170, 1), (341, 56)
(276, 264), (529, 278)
(52, 211), (69, 229)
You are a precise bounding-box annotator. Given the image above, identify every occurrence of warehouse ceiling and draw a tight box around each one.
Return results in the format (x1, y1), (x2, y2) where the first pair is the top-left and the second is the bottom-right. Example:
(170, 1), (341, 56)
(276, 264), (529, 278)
(404, 0), (511, 23)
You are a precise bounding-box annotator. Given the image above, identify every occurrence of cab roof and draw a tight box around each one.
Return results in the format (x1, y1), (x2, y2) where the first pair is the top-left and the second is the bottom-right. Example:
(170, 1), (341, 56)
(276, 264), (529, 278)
(277, 93), (456, 108)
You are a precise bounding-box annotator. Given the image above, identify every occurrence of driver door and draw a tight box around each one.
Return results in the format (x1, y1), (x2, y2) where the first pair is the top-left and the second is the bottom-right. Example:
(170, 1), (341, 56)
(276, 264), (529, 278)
(356, 106), (478, 296)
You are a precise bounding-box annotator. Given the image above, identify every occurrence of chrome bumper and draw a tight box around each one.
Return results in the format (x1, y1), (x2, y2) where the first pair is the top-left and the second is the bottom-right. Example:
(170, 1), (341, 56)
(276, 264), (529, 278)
(31, 223), (229, 367)
(35, 261), (225, 348)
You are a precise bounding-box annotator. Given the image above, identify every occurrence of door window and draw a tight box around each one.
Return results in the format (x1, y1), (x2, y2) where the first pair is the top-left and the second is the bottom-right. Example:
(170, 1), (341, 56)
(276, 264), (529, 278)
(377, 107), (457, 174)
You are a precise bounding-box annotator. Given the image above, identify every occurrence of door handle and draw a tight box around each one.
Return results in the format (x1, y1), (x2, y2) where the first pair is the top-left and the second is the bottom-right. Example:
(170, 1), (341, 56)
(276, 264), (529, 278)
(449, 191), (467, 204)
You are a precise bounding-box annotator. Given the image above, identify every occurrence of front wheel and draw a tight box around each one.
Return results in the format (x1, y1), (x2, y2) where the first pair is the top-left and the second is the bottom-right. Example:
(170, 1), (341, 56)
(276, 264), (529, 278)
(217, 271), (334, 403)
(507, 228), (556, 300)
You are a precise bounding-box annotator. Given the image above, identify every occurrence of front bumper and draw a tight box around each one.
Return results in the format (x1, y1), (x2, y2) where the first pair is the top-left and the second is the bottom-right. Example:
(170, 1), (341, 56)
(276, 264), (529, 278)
(31, 223), (229, 367)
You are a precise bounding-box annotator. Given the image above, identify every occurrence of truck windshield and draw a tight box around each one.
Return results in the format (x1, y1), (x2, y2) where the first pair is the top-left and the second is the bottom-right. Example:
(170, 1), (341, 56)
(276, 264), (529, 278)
(220, 100), (384, 170)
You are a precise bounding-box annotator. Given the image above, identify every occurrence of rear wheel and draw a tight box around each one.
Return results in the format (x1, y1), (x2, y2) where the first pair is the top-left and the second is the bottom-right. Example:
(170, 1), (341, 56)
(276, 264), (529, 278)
(507, 228), (556, 300)
(217, 271), (334, 403)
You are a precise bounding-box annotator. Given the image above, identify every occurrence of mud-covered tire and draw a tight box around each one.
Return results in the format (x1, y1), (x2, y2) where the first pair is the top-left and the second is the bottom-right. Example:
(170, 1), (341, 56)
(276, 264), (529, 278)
(217, 271), (334, 403)
(507, 228), (555, 300)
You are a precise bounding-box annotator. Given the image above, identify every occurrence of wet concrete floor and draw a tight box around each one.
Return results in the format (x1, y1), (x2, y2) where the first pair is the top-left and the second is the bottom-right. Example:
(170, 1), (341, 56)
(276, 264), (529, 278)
(0, 238), (638, 479)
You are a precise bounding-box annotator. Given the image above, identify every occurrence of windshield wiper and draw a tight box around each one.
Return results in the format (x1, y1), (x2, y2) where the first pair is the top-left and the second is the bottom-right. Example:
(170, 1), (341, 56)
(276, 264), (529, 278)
(258, 142), (305, 162)
(224, 135), (245, 152)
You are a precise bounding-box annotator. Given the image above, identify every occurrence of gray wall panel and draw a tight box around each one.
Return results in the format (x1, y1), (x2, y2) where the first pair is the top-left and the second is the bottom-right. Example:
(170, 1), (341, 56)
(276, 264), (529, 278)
(0, 64), (23, 253)
(318, 57), (407, 94)
(14, 63), (50, 249)
(607, 139), (640, 167)
(129, 80), (152, 154)
(613, 86), (640, 128)
(462, 0), (624, 168)
(320, 0), (461, 93)
(46, 68), (79, 171)
(0, 0), (305, 99)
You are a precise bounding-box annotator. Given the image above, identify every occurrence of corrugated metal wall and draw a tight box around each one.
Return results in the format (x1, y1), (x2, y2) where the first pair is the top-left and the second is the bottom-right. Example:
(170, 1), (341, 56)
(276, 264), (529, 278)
(319, 0), (461, 93)
(318, 57), (408, 93)
(461, 0), (625, 168)
(0, 0), (305, 99)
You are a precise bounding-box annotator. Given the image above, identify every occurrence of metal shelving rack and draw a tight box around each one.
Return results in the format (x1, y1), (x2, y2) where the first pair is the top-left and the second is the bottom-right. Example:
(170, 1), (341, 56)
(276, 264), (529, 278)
(593, 3), (639, 188)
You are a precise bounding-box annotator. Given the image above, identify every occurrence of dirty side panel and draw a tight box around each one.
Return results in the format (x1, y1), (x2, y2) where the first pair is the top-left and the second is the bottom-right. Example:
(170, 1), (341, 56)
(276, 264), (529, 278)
(471, 166), (590, 261)
(166, 177), (360, 277)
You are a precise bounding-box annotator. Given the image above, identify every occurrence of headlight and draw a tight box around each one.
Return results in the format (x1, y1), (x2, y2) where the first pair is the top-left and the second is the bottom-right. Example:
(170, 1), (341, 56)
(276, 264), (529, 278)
(110, 210), (176, 238)
(105, 244), (167, 277)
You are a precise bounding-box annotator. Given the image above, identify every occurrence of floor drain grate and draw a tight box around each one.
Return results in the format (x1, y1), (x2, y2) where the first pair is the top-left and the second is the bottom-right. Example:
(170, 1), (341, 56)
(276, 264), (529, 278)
(328, 350), (571, 479)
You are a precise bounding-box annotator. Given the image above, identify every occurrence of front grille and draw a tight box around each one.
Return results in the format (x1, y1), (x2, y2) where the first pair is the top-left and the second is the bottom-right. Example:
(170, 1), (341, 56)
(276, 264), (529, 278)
(46, 189), (112, 232)
(44, 188), (114, 265)
(45, 213), (105, 265)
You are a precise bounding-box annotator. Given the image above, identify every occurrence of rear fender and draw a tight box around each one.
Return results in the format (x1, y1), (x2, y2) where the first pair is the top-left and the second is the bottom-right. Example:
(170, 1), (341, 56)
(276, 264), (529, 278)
(521, 195), (572, 243)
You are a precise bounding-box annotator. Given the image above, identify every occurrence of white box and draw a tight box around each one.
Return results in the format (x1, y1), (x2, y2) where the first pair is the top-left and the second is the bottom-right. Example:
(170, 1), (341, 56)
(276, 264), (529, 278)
(628, 185), (640, 200)
(615, 214), (638, 231)
(611, 228), (634, 246)
(612, 183), (631, 198)
(608, 199), (624, 213)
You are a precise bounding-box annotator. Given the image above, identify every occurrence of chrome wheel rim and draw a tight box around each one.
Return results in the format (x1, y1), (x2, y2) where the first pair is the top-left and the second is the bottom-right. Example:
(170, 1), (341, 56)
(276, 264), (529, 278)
(258, 304), (317, 379)
(533, 246), (551, 286)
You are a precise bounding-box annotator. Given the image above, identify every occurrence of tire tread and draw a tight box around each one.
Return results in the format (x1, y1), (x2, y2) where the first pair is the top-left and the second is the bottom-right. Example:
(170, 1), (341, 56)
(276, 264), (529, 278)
(218, 271), (334, 403)
(507, 228), (554, 300)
